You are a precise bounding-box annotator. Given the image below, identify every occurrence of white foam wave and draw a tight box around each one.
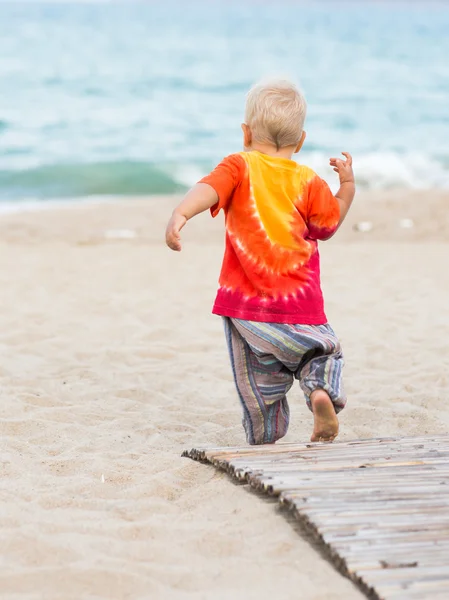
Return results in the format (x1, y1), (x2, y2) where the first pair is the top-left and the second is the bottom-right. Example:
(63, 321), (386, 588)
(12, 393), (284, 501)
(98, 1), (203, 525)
(302, 152), (449, 191)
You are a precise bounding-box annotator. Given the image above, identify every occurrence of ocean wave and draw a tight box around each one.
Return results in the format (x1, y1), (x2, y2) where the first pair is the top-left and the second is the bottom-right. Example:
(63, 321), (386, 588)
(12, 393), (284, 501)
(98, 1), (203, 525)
(304, 152), (449, 191)
(0, 153), (448, 203)
(0, 161), (189, 200)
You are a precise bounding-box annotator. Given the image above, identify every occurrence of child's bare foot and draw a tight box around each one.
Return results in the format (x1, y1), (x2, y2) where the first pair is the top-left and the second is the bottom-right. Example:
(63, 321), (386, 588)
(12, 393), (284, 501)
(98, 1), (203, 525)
(310, 390), (339, 442)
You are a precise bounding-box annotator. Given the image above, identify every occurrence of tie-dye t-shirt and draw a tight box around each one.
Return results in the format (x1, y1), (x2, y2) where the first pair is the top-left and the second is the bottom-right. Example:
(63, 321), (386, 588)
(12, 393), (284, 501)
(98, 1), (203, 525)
(199, 150), (340, 324)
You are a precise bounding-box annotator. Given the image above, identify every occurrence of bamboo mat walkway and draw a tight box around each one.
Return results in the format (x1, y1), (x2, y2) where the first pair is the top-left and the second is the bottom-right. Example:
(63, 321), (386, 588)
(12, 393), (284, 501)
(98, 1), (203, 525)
(183, 435), (449, 600)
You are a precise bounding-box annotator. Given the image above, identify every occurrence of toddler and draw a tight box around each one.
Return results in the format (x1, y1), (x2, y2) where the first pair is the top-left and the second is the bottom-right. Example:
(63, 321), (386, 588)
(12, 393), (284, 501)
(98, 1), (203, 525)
(165, 80), (355, 444)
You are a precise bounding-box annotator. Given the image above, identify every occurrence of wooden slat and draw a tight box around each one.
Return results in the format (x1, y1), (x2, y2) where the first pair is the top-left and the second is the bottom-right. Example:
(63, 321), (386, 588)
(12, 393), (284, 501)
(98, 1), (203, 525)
(183, 435), (449, 600)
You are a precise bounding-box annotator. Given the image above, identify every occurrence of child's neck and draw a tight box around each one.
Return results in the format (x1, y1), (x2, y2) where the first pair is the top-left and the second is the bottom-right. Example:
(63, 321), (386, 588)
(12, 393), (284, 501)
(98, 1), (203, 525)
(249, 143), (295, 160)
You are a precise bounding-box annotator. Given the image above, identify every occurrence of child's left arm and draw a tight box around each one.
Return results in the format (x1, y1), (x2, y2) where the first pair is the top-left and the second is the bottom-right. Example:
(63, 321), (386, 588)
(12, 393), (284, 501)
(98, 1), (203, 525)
(329, 152), (355, 226)
(306, 152), (355, 241)
(165, 183), (218, 252)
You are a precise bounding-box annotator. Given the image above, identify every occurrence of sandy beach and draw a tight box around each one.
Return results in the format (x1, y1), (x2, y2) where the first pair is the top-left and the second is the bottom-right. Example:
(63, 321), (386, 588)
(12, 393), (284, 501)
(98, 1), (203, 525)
(1, 191), (449, 600)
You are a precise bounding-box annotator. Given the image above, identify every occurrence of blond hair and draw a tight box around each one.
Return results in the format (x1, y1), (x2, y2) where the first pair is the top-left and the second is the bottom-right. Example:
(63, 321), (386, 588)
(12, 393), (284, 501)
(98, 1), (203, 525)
(245, 79), (307, 150)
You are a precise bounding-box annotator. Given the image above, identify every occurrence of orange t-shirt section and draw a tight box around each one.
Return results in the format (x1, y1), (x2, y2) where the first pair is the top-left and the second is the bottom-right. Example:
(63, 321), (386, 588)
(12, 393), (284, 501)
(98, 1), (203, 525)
(199, 151), (340, 324)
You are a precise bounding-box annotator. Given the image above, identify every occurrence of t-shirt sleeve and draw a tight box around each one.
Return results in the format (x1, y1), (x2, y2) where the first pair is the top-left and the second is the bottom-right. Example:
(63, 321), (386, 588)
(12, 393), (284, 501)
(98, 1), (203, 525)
(305, 174), (341, 240)
(198, 154), (246, 217)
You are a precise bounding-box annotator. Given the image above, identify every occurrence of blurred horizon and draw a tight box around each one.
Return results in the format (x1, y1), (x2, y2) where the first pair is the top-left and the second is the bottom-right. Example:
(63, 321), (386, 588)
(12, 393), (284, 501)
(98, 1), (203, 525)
(0, 0), (448, 203)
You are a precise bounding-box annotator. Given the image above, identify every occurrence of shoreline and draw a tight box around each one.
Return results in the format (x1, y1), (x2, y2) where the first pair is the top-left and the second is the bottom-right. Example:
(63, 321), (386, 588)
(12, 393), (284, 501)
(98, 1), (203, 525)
(1, 189), (448, 244)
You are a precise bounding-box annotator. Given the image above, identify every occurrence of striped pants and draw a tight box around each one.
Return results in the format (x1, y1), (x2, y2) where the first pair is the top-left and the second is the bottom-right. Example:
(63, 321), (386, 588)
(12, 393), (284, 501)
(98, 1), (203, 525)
(224, 318), (346, 445)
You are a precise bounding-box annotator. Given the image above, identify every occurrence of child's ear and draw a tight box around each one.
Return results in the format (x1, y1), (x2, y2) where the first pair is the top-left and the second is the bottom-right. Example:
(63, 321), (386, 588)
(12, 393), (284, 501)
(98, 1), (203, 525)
(295, 131), (306, 154)
(241, 123), (252, 148)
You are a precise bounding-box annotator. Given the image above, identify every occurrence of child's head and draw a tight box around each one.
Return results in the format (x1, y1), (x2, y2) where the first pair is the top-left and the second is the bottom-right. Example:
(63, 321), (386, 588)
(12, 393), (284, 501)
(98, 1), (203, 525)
(243, 79), (307, 153)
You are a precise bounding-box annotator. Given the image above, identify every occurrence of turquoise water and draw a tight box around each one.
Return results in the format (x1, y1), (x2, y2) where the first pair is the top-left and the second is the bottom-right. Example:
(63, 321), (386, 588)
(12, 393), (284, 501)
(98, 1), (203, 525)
(1, 0), (449, 204)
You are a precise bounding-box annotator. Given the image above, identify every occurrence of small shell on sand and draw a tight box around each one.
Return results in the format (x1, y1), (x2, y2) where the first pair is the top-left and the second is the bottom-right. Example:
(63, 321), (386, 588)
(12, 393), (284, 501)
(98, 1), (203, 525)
(353, 221), (373, 233)
(399, 218), (414, 229)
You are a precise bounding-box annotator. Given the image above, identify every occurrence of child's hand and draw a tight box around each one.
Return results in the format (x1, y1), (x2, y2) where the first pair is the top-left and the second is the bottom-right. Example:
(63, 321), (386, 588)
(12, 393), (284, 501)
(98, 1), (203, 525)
(165, 211), (187, 251)
(329, 152), (354, 184)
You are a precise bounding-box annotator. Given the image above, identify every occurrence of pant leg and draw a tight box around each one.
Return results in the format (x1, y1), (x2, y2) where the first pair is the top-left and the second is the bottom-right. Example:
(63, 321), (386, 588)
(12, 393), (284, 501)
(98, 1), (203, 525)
(223, 318), (294, 445)
(296, 324), (346, 413)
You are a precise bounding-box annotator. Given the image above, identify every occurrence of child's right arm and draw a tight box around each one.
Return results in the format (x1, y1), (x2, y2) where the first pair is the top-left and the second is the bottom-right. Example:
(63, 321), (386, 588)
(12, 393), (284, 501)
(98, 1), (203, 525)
(329, 152), (355, 226)
(165, 183), (218, 252)
(165, 153), (245, 252)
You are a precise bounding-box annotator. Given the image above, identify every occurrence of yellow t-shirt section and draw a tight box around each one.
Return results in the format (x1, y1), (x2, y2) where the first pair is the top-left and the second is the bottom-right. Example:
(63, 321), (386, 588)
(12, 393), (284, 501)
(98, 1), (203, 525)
(241, 151), (315, 251)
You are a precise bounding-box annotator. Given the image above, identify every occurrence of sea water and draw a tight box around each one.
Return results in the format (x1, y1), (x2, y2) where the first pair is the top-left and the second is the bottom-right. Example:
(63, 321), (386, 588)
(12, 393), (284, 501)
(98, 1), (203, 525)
(0, 0), (448, 204)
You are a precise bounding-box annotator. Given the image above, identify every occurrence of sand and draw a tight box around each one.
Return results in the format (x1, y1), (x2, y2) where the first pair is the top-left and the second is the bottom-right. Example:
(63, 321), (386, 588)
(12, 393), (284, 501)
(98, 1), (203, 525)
(1, 191), (449, 600)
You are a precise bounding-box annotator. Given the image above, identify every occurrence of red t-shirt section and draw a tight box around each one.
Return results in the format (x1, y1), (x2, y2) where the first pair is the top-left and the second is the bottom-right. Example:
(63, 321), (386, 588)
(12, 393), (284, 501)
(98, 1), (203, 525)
(199, 151), (340, 324)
